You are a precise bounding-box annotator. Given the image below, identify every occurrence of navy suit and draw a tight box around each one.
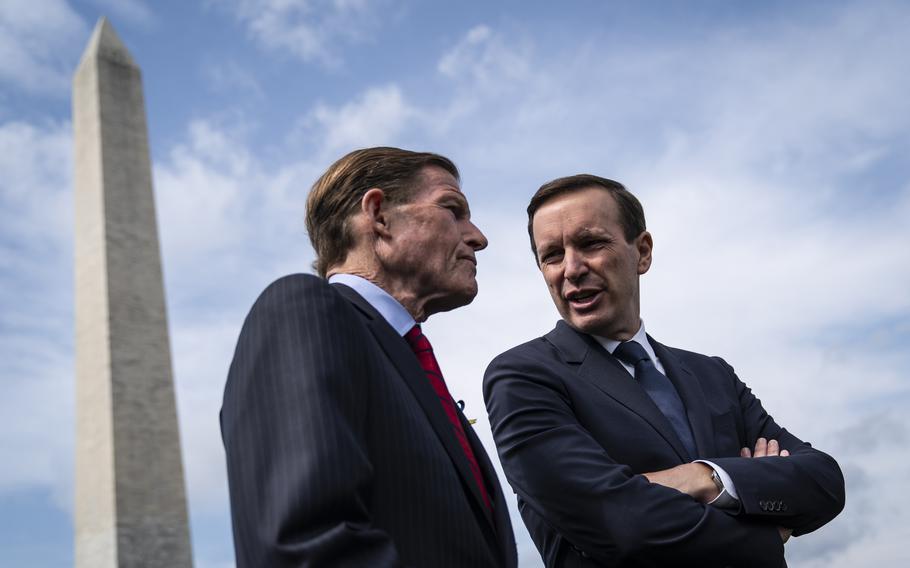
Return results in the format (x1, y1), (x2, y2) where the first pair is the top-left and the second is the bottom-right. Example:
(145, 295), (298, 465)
(222, 274), (517, 567)
(484, 321), (844, 567)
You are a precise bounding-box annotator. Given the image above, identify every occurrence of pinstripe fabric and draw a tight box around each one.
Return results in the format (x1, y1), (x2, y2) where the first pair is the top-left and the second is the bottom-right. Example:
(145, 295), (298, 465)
(221, 274), (517, 568)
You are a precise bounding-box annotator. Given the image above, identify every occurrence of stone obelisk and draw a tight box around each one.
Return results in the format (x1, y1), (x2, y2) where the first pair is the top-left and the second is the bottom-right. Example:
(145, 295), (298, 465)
(73, 18), (193, 568)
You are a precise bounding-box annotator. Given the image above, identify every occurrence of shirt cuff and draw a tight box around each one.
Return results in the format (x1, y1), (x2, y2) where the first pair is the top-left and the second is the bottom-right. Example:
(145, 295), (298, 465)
(698, 460), (741, 512)
(698, 460), (739, 500)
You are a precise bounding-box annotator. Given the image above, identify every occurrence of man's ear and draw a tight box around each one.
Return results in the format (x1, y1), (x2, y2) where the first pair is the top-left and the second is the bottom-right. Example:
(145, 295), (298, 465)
(636, 231), (653, 275)
(361, 188), (392, 238)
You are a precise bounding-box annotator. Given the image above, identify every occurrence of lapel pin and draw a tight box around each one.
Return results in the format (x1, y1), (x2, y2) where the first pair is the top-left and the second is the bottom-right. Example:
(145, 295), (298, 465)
(457, 400), (478, 425)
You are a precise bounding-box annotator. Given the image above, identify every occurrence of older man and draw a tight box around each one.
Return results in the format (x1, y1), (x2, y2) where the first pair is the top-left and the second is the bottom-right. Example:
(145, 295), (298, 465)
(222, 147), (517, 567)
(484, 175), (844, 567)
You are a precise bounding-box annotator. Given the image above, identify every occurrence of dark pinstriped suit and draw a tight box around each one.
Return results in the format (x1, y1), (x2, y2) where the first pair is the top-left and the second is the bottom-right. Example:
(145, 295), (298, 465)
(222, 274), (517, 567)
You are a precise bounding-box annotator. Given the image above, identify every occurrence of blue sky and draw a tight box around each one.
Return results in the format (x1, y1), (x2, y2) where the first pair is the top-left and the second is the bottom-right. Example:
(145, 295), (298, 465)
(2, 1), (909, 566)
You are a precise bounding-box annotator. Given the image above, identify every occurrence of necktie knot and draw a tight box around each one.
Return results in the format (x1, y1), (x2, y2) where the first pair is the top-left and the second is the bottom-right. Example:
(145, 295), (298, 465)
(613, 340), (650, 367)
(405, 325), (432, 352)
(612, 338), (698, 459)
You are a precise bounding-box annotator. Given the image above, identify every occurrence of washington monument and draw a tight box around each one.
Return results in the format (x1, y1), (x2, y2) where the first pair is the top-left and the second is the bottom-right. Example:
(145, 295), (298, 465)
(73, 18), (193, 567)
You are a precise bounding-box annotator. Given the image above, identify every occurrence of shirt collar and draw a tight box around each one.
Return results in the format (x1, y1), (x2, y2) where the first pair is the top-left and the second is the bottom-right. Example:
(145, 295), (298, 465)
(328, 273), (416, 337)
(592, 319), (659, 362)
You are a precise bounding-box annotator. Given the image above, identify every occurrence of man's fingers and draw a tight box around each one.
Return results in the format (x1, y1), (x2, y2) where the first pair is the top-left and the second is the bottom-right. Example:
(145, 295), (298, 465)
(767, 438), (780, 456)
(778, 527), (793, 543)
(741, 441), (790, 458)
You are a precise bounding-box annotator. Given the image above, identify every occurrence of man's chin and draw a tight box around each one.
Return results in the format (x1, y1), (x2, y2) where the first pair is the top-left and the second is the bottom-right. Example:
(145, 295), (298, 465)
(564, 313), (609, 337)
(425, 284), (478, 316)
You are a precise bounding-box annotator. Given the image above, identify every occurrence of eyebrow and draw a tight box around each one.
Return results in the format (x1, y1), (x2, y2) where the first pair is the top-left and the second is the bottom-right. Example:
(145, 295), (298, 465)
(573, 227), (609, 239)
(438, 190), (470, 212)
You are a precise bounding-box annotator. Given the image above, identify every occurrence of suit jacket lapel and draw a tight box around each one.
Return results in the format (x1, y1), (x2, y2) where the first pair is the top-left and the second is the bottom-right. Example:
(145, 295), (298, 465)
(546, 321), (691, 463)
(649, 337), (716, 458)
(333, 283), (496, 532)
(461, 412), (517, 561)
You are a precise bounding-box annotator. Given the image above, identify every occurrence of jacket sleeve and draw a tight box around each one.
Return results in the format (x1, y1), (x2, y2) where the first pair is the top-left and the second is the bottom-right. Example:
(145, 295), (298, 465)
(221, 275), (405, 568)
(483, 346), (785, 568)
(705, 358), (845, 536)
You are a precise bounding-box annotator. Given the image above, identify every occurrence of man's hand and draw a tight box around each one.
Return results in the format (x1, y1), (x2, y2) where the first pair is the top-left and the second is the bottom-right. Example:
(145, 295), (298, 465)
(779, 527), (792, 543)
(741, 437), (790, 458)
(644, 438), (790, 503)
(643, 462), (718, 503)
(741, 439), (793, 544)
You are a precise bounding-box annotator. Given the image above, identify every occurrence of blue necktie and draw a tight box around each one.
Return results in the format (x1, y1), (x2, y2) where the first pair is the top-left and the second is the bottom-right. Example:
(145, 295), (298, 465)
(613, 340), (698, 459)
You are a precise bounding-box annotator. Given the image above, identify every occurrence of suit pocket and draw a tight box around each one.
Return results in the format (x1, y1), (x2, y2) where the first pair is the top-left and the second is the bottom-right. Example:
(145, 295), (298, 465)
(711, 410), (742, 456)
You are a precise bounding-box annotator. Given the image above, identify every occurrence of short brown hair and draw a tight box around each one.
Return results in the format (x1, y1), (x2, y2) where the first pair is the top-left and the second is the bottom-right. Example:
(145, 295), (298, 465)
(306, 147), (459, 276)
(527, 174), (646, 262)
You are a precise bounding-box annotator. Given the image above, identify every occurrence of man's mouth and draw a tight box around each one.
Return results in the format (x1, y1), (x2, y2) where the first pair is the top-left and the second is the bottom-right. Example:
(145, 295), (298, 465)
(566, 289), (601, 308)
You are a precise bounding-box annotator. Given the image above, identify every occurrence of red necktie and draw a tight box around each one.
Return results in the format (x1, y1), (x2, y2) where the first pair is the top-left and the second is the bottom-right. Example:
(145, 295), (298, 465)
(405, 325), (492, 511)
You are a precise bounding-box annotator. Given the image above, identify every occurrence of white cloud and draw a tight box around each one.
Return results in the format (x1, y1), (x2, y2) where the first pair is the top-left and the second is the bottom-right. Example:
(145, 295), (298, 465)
(0, 0), (87, 94)
(0, 121), (73, 304)
(0, 121), (72, 236)
(786, 409), (910, 566)
(438, 24), (531, 88)
(154, 118), (318, 296)
(210, 0), (384, 66)
(0, 119), (74, 510)
(438, 25), (492, 76)
(302, 85), (419, 156)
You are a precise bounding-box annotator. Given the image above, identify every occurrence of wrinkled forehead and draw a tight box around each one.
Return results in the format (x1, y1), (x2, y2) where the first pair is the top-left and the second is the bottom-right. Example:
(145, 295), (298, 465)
(410, 165), (465, 202)
(534, 189), (618, 231)
(417, 164), (461, 190)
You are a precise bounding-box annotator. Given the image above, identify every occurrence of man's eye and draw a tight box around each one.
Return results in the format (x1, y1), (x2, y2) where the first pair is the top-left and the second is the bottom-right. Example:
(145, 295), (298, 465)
(443, 204), (462, 218)
(540, 252), (562, 264)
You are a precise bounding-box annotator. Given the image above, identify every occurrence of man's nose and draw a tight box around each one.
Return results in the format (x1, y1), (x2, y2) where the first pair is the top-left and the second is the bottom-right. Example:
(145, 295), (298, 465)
(465, 220), (488, 251)
(563, 249), (587, 281)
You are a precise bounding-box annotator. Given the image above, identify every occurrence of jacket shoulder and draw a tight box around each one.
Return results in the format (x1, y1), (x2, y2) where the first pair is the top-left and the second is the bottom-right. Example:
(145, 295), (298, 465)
(255, 272), (332, 300)
(482, 332), (569, 400)
(657, 341), (740, 386)
(235, 274), (368, 347)
(651, 336), (727, 365)
(663, 344), (717, 363)
(248, 273), (346, 312)
(487, 335), (558, 371)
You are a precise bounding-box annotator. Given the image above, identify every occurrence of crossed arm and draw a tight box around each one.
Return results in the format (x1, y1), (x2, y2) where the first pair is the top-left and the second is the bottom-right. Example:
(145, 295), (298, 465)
(644, 437), (793, 542)
(484, 350), (845, 567)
